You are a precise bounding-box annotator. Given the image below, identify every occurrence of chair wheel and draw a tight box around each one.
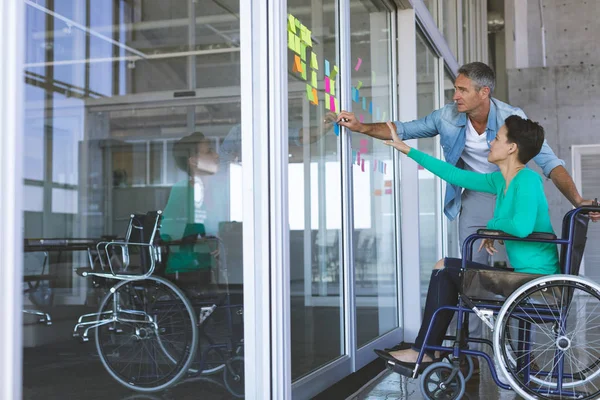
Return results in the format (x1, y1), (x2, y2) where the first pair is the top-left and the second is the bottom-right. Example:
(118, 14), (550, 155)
(224, 356), (244, 398)
(420, 362), (465, 400)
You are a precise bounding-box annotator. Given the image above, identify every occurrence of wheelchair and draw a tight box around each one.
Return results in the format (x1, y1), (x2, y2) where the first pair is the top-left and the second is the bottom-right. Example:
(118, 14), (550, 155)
(72, 211), (244, 396)
(385, 204), (600, 400)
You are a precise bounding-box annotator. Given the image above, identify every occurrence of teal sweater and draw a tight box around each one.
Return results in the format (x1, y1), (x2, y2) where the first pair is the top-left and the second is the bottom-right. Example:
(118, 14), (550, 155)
(409, 149), (560, 275)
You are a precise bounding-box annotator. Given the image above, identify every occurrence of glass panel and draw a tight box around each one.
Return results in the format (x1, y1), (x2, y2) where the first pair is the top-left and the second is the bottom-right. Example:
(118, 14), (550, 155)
(23, 1), (245, 397)
(349, 3), (399, 347)
(286, 2), (343, 380)
(415, 31), (441, 308)
(442, 0), (459, 61)
(423, 0), (439, 24)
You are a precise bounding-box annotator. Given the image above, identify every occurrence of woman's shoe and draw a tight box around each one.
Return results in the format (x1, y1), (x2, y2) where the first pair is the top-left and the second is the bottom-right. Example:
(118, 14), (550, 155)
(374, 349), (436, 378)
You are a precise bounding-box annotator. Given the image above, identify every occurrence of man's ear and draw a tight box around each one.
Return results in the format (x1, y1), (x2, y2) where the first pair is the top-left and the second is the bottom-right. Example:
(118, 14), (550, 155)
(480, 86), (491, 99)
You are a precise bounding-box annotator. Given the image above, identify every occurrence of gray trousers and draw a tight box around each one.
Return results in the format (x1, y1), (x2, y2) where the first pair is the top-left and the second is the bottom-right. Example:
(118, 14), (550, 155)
(447, 189), (496, 351)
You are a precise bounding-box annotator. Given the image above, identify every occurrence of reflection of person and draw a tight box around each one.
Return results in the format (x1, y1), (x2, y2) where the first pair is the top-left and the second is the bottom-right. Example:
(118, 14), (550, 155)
(337, 62), (598, 266)
(375, 116), (559, 371)
(161, 132), (220, 274)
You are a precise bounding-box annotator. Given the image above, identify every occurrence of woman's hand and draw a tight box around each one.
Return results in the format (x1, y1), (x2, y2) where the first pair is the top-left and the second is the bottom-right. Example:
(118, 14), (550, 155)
(478, 238), (503, 256)
(382, 121), (411, 154)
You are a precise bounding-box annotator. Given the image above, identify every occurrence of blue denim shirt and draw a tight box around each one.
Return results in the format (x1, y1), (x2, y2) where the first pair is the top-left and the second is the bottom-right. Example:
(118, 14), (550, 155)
(394, 98), (565, 221)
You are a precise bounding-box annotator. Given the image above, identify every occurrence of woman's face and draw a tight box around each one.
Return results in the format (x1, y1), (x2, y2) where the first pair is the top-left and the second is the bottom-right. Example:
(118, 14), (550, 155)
(190, 141), (219, 174)
(487, 125), (516, 164)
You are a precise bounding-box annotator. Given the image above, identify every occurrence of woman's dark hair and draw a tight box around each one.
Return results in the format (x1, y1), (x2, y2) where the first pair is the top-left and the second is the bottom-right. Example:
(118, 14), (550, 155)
(504, 115), (545, 164)
(173, 131), (208, 173)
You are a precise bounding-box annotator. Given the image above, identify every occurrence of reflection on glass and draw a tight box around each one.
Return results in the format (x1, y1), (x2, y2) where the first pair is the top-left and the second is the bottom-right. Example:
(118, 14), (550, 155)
(442, 0), (459, 61)
(22, 1), (244, 398)
(416, 31), (441, 309)
(286, 2), (343, 380)
(349, 2), (399, 348)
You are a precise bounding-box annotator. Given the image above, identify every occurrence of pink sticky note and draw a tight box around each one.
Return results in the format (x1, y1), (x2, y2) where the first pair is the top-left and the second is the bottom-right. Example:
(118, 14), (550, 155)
(357, 151), (361, 165)
(361, 159), (365, 172)
(330, 95), (336, 112)
(385, 188), (392, 195)
(359, 114), (364, 123)
(360, 139), (368, 148)
(325, 77), (331, 93)
(373, 160), (378, 171)
(354, 57), (362, 71)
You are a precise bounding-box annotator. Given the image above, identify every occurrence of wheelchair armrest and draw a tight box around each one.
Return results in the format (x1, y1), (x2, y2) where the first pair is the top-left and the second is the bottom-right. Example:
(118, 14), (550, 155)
(476, 229), (557, 241)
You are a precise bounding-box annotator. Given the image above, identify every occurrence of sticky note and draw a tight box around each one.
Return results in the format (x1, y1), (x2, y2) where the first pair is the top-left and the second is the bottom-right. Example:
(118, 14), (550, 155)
(311, 71), (317, 88)
(330, 66), (338, 80)
(311, 52), (318, 70)
(334, 123), (340, 136)
(352, 88), (359, 103)
(306, 84), (313, 102)
(325, 93), (330, 110)
(334, 98), (339, 113)
(294, 35), (301, 54)
(355, 58), (362, 71)
(295, 18), (300, 28)
(330, 80), (335, 95)
(311, 88), (318, 105)
(287, 15), (296, 34)
(369, 101), (373, 115)
(305, 28), (312, 46)
(360, 139), (368, 149)
(357, 151), (361, 164)
(382, 111), (387, 121)
(374, 189), (382, 196)
(385, 188), (392, 195)
(325, 77), (330, 93)
(362, 97), (366, 110)
(361, 159), (365, 172)
(288, 33), (295, 51)
(330, 95), (335, 112)
(300, 61), (306, 80)
(359, 114), (364, 123)
(357, 81), (363, 90)
(384, 180), (392, 187)
(300, 43), (307, 61)
(292, 55), (303, 73)
(325, 60), (330, 77)
(373, 160), (377, 171)
(352, 150), (357, 162)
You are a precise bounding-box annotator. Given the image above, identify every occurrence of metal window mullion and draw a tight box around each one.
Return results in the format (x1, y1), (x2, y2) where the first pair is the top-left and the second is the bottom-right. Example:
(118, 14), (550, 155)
(240, 0), (272, 398)
(0, 0), (25, 399)
(339, 0), (356, 369)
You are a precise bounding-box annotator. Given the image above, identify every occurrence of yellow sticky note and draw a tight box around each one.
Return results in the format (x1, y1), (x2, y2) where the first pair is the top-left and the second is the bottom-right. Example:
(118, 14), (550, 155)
(300, 61), (307, 80)
(288, 32), (295, 51)
(311, 52), (318, 70)
(330, 80), (335, 95)
(306, 84), (313, 102)
(325, 93), (330, 110)
(334, 98), (339, 112)
(306, 28), (312, 47)
(300, 43), (307, 61)
(356, 80), (363, 90)
(330, 66), (338, 80)
(311, 71), (317, 88)
(288, 14), (296, 34)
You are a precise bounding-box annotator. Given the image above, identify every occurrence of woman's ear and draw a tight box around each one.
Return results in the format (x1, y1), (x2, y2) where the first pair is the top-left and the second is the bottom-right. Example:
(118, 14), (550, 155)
(508, 143), (518, 155)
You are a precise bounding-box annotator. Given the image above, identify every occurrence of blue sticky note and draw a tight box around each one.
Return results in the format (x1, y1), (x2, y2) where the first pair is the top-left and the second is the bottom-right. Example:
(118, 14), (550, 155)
(362, 97), (366, 110)
(325, 60), (330, 77)
(352, 88), (359, 103)
(369, 101), (373, 115)
(334, 122), (340, 136)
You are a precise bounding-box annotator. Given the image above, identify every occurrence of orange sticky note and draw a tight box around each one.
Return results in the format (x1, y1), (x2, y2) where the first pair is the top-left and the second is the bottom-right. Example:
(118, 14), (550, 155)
(374, 189), (382, 196)
(384, 180), (392, 187)
(311, 88), (318, 105)
(292, 55), (303, 74)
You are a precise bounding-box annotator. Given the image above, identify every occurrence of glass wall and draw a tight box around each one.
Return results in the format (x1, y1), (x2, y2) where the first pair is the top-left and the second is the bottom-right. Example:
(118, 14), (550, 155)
(349, 1), (398, 348)
(415, 30), (441, 307)
(286, 1), (343, 380)
(22, 1), (245, 398)
(443, 70), (460, 258)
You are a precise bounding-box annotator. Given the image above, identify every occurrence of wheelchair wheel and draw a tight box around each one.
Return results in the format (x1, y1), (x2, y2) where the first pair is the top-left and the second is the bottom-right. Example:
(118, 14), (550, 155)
(419, 362), (465, 400)
(443, 354), (474, 382)
(95, 276), (198, 392)
(494, 275), (600, 400)
(224, 356), (245, 398)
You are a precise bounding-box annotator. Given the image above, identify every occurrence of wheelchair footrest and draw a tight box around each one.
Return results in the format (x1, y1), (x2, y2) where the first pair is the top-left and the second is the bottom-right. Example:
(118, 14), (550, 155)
(386, 360), (417, 378)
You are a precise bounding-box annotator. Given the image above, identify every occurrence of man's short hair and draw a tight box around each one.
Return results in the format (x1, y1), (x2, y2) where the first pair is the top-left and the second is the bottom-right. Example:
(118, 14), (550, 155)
(173, 131), (210, 173)
(504, 115), (545, 164)
(457, 62), (495, 95)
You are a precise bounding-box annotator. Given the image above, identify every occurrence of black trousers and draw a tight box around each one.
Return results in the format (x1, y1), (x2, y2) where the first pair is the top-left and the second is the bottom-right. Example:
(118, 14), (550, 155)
(413, 257), (498, 353)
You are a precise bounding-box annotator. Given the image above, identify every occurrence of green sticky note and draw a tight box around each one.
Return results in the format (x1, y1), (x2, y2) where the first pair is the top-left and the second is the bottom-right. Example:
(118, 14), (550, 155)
(305, 28), (312, 47)
(356, 80), (363, 90)
(294, 35), (301, 54)
(330, 79), (335, 94)
(311, 52), (318, 70)
(300, 43), (307, 61)
(306, 84), (313, 102)
(311, 71), (317, 88)
(330, 66), (338, 80)
(334, 98), (339, 112)
(300, 61), (307, 80)
(288, 32), (295, 51)
(288, 15), (296, 34)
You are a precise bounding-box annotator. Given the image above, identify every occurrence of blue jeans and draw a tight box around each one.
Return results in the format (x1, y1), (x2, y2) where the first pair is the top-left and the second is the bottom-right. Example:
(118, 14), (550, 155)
(412, 257), (497, 355)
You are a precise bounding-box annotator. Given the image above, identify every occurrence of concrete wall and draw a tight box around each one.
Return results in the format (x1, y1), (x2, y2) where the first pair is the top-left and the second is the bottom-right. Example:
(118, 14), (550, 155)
(506, 1), (600, 276)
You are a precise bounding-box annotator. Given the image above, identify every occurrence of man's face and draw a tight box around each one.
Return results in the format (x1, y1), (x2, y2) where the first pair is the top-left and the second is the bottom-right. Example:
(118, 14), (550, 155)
(452, 74), (489, 114)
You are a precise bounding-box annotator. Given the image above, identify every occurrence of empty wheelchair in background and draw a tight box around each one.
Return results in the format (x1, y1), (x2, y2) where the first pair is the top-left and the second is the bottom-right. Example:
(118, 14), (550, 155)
(391, 204), (600, 400)
(73, 211), (244, 396)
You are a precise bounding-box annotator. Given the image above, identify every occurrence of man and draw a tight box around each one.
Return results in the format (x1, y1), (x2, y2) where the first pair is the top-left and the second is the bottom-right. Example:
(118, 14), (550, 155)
(337, 62), (597, 368)
(338, 61), (597, 265)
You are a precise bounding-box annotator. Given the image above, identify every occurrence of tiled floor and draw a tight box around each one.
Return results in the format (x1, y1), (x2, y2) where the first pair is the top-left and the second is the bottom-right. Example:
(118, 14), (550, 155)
(348, 361), (523, 400)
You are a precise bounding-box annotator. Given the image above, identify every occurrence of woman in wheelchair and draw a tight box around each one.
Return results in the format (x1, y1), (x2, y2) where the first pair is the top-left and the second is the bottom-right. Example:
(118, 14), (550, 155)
(376, 115), (560, 372)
